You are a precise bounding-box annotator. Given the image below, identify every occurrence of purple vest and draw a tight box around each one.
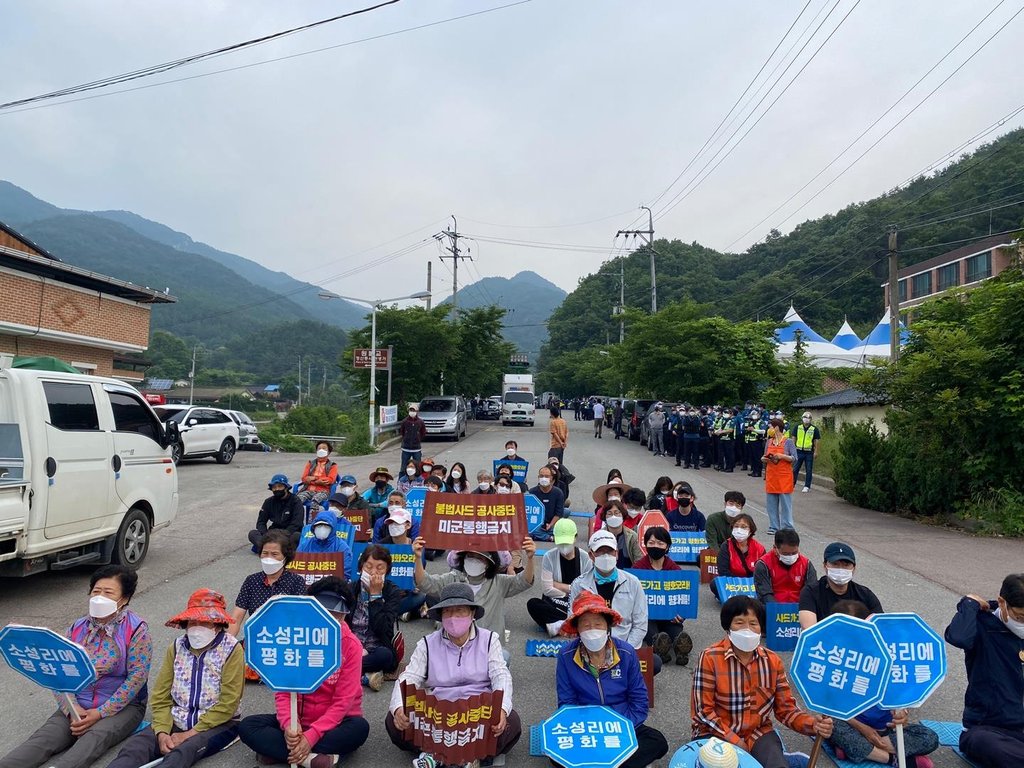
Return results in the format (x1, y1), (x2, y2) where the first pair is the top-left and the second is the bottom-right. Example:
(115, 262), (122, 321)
(69, 610), (148, 709)
(423, 627), (495, 702)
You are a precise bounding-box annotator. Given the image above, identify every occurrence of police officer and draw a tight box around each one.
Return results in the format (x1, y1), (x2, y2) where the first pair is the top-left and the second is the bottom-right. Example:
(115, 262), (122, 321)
(746, 409), (768, 478)
(791, 411), (820, 493)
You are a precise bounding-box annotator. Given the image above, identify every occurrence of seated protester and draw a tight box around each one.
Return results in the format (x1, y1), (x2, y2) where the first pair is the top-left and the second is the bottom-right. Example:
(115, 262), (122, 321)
(424, 475), (446, 495)
(945, 572), (1024, 767)
(754, 528), (817, 604)
(646, 475), (675, 514)
(568, 530), (653, 672)
(371, 492), (421, 543)
(829, 600), (939, 767)
(418, 457), (437, 483)
(371, 508), (429, 623)
(0, 566), (151, 768)
(412, 535), (535, 641)
(665, 481), (707, 532)
(344, 549), (403, 692)
(238, 580), (369, 768)
(546, 455), (575, 505)
(362, 466), (394, 522)
(798, 542), (883, 629)
(529, 464), (566, 541)
(691, 595), (834, 768)
(633, 526), (694, 667)
(396, 458), (424, 494)
(297, 510), (354, 564)
(475, 469), (497, 494)
(330, 474), (371, 517)
(248, 472), (304, 550)
(621, 487), (648, 530)
(712, 512), (766, 600)
(495, 474), (517, 495)
(704, 490), (746, 552)
(527, 518), (594, 637)
(593, 500), (644, 568)
(498, 439), (526, 466)
(296, 440), (340, 515)
(591, 475), (629, 520)
(427, 462), (447, 485)
(555, 591), (668, 768)
(229, 530), (307, 650)
(445, 461), (470, 493)
(385, 584), (521, 764)
(495, 462), (528, 493)
(106, 590), (243, 768)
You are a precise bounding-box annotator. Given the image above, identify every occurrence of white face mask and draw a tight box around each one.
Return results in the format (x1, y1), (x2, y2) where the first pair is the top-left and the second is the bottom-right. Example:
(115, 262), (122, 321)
(422, 466), (433, 474)
(627, 507), (642, 519)
(388, 523), (407, 538)
(313, 525), (332, 541)
(604, 514), (624, 529)
(89, 595), (119, 619)
(558, 543), (575, 556)
(827, 567), (854, 585)
(451, 470), (462, 479)
(463, 558), (488, 578)
(388, 504), (403, 513)
(802, 417), (811, 424)
(316, 449), (329, 459)
(724, 505), (741, 518)
(729, 628), (761, 653)
(261, 557), (284, 575)
(506, 448), (516, 457)
(360, 571), (373, 590)
(478, 482), (491, 491)
(406, 467), (416, 476)
(580, 629), (609, 653)
(187, 626), (217, 649)
(538, 477), (551, 487)
(778, 552), (800, 566)
(732, 527), (751, 542)
(594, 554), (617, 573)
(496, 486), (511, 494)
(1000, 607), (1024, 639)
(339, 486), (354, 497)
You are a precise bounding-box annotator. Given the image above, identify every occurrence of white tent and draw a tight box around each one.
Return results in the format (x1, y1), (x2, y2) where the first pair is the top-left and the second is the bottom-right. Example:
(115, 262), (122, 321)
(850, 308), (909, 363)
(775, 306), (860, 368)
(830, 318), (862, 350)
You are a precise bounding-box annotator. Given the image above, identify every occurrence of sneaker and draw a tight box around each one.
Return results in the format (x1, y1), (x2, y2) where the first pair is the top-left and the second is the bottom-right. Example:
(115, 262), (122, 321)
(673, 630), (694, 665)
(308, 755), (338, 768)
(412, 752), (437, 768)
(545, 620), (564, 637)
(365, 671), (384, 691)
(801, 486), (810, 493)
(651, 632), (672, 663)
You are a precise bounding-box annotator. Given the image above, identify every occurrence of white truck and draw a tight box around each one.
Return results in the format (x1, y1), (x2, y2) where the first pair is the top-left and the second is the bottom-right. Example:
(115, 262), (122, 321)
(501, 373), (535, 426)
(0, 364), (179, 576)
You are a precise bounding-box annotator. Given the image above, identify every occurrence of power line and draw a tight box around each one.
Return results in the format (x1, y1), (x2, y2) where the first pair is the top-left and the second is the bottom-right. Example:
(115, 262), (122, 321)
(898, 227), (1022, 254)
(895, 178), (1024, 228)
(898, 196), (1024, 231)
(460, 209), (636, 230)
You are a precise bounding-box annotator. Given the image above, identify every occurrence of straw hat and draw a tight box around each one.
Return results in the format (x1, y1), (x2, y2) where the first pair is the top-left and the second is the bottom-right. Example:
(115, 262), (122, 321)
(592, 479), (632, 506)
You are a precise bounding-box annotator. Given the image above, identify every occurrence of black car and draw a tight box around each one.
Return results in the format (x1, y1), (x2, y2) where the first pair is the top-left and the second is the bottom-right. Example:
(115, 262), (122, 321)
(475, 399), (501, 420)
(627, 399), (656, 441)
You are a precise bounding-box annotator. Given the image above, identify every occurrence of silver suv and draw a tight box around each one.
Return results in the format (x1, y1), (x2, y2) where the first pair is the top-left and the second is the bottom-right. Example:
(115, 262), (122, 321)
(227, 409), (261, 449)
(417, 396), (468, 441)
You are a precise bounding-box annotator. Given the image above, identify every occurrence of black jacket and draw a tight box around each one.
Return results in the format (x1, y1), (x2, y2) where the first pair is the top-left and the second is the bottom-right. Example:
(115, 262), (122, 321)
(342, 579), (402, 652)
(256, 492), (305, 535)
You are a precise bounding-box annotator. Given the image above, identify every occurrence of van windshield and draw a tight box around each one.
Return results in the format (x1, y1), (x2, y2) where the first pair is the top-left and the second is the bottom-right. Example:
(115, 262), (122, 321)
(156, 408), (187, 423)
(504, 392), (534, 405)
(418, 399), (456, 413)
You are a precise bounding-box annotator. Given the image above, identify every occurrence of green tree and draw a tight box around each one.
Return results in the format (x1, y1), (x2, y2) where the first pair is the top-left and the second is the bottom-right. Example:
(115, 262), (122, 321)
(761, 332), (826, 411)
(146, 330), (192, 379)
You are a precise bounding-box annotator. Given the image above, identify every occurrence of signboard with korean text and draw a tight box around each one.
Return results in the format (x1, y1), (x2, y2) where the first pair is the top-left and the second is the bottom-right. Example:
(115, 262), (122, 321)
(790, 613), (892, 720)
(626, 569), (699, 621)
(492, 459), (529, 484)
(540, 705), (638, 768)
(405, 487), (426, 521)
(765, 602), (801, 652)
(712, 576), (756, 599)
(286, 552), (346, 587)
(637, 511), (670, 555)
(0, 625), (96, 693)
(352, 348), (390, 369)
(379, 405), (398, 426)
(420, 492), (526, 552)
(669, 532), (707, 564)
(348, 542), (416, 591)
(698, 548), (718, 584)
(400, 682), (503, 766)
(243, 595), (342, 693)
(341, 509), (372, 542)
(524, 493), (544, 533)
(868, 613), (947, 709)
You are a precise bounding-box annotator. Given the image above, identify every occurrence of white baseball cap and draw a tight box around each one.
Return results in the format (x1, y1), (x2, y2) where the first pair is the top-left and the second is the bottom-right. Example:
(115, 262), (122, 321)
(386, 508), (412, 525)
(588, 529), (617, 552)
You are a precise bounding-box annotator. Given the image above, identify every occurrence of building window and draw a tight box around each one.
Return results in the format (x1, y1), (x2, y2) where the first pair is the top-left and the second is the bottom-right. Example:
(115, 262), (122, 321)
(936, 263), (960, 292)
(965, 251), (992, 283)
(911, 271), (932, 299)
(898, 279), (907, 303)
(43, 382), (100, 431)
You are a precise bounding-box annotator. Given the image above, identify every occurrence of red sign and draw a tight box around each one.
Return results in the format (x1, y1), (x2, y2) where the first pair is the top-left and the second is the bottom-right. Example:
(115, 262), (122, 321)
(342, 509), (372, 542)
(636, 645), (655, 707)
(699, 548), (718, 584)
(286, 552), (345, 587)
(143, 393), (166, 405)
(636, 510), (671, 555)
(420, 492), (526, 552)
(352, 348), (390, 369)
(400, 683), (504, 766)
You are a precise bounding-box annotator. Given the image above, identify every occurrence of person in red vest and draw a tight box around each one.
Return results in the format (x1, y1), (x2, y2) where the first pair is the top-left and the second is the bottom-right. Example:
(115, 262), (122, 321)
(753, 529), (817, 604)
(711, 513), (766, 601)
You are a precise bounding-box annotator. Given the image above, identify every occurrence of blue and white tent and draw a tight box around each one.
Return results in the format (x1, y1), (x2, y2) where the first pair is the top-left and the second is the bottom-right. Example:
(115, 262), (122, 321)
(776, 306), (830, 344)
(830, 318), (862, 350)
(775, 306), (859, 368)
(852, 308), (909, 362)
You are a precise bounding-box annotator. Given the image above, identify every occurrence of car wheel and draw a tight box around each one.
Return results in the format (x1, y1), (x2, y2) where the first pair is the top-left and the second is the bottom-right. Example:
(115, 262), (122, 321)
(216, 438), (236, 465)
(112, 507), (150, 567)
(171, 440), (184, 465)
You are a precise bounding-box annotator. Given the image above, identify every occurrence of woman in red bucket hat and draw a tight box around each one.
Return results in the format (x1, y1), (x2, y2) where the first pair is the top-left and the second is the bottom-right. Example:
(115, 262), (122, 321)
(105, 589), (243, 768)
(552, 591), (668, 768)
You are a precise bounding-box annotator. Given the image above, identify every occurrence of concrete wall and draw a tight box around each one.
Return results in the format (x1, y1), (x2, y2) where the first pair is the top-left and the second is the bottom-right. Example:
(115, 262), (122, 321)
(805, 404), (889, 435)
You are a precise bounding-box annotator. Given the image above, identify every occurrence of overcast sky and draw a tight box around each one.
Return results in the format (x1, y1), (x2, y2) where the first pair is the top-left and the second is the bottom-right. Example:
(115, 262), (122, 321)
(2, 0), (1021, 302)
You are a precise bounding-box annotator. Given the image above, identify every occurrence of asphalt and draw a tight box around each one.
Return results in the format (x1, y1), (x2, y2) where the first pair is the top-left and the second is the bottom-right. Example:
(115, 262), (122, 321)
(0, 415), (1013, 767)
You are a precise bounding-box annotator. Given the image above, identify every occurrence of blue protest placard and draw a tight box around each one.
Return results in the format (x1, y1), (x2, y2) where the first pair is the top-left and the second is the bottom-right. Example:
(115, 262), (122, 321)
(790, 613), (892, 720)
(243, 595), (342, 693)
(765, 602), (801, 652)
(540, 705), (637, 768)
(405, 487), (426, 520)
(524, 493), (545, 532)
(669, 532), (707, 564)
(493, 458), (529, 484)
(712, 576), (756, 599)
(626, 569), (699, 620)
(868, 613), (947, 708)
(349, 542), (416, 591)
(0, 625), (96, 693)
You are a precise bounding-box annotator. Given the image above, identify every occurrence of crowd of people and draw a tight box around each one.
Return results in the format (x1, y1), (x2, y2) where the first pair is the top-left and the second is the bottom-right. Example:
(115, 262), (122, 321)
(2, 424), (1021, 768)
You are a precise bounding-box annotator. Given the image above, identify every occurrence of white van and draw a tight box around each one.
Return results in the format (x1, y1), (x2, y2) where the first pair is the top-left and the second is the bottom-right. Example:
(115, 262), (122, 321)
(0, 366), (179, 577)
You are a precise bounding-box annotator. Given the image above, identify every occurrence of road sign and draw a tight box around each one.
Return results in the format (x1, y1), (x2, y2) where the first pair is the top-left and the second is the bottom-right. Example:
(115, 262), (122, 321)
(352, 348), (390, 369)
(0, 624), (96, 693)
(539, 705), (637, 768)
(243, 595), (341, 693)
(790, 613), (892, 720)
(868, 613), (947, 709)
(524, 493), (545, 532)
(405, 487), (426, 520)
(765, 602), (801, 652)
(379, 405), (398, 425)
(637, 511), (670, 555)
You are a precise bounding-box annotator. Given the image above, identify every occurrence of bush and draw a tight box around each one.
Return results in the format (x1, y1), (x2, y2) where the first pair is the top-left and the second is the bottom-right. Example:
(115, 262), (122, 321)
(257, 422), (315, 454)
(959, 486), (1024, 537)
(282, 406), (349, 437)
(831, 420), (896, 514)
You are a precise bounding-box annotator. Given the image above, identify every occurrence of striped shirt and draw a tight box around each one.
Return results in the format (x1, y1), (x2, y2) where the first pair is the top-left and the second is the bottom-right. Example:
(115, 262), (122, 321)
(691, 637), (815, 751)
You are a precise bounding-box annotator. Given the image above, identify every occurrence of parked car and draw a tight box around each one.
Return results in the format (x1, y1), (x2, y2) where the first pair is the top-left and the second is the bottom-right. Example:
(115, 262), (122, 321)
(0, 366), (178, 576)
(475, 399), (501, 420)
(154, 405), (240, 464)
(417, 395), (468, 441)
(626, 399), (656, 441)
(226, 409), (261, 449)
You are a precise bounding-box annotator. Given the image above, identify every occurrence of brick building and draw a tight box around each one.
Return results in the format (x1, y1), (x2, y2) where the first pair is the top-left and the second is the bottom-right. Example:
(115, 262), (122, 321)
(0, 220), (174, 382)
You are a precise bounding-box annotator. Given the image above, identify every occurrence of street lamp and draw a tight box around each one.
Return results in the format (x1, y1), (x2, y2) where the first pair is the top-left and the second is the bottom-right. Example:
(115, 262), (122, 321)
(318, 289), (430, 447)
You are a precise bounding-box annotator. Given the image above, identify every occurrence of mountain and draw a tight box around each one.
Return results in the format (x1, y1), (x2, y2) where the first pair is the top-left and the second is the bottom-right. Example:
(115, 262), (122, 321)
(542, 127), (1024, 363)
(442, 270), (567, 361)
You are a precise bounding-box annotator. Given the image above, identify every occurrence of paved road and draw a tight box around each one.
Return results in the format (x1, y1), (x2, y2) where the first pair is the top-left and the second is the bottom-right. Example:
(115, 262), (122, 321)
(0, 416), (1003, 767)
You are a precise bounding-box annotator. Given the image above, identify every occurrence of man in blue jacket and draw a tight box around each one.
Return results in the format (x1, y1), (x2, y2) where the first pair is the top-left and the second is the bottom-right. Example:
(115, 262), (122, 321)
(944, 573), (1024, 766)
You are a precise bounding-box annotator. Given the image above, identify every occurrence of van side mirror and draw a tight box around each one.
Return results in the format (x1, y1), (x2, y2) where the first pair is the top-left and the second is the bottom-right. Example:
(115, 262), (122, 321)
(163, 420), (180, 449)
(187, 419), (198, 427)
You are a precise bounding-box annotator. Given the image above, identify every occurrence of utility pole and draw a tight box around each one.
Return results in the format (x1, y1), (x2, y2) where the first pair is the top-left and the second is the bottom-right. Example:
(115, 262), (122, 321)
(616, 205), (657, 313)
(297, 356), (302, 406)
(435, 215), (471, 320)
(619, 259), (625, 343)
(888, 225), (900, 363)
(188, 345), (197, 405)
(426, 261), (433, 310)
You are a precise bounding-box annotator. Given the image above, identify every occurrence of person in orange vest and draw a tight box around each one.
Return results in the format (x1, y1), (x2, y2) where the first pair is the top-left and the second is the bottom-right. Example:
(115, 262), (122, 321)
(753, 529), (817, 604)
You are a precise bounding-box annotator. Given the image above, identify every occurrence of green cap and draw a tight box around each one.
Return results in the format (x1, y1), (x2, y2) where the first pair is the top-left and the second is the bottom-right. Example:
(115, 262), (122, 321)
(553, 518), (577, 545)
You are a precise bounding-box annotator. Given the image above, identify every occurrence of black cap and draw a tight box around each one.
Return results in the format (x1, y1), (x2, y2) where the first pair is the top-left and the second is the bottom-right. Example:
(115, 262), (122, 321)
(824, 542), (856, 564)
